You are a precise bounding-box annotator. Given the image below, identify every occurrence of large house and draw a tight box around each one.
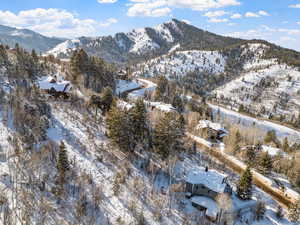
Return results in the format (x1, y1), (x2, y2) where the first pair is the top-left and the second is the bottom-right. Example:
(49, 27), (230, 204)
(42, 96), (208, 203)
(185, 167), (232, 200)
(185, 167), (256, 224)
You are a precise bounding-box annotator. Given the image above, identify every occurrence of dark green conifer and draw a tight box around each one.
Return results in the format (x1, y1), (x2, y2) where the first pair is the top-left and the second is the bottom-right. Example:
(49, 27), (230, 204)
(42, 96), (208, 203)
(237, 166), (252, 200)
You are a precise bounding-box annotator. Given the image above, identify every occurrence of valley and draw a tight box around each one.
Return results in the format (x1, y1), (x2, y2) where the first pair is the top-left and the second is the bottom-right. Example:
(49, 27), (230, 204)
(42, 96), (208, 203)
(0, 18), (299, 225)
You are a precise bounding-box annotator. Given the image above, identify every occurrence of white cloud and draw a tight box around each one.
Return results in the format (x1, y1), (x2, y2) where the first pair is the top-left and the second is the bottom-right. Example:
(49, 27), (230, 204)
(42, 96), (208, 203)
(258, 10), (270, 16)
(208, 18), (228, 23)
(230, 13), (242, 19)
(204, 10), (227, 18)
(127, 0), (241, 17)
(0, 8), (117, 38)
(100, 18), (118, 27)
(244, 10), (269, 18)
(227, 25), (300, 51)
(297, 22), (300, 25)
(127, 1), (171, 17)
(98, 0), (118, 3)
(245, 12), (260, 18)
(289, 4), (300, 8)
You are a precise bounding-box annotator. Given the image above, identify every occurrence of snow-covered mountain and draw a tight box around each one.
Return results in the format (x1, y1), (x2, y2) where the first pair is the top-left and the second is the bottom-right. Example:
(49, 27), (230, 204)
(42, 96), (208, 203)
(0, 24), (64, 53)
(46, 19), (241, 63)
(46, 39), (81, 57)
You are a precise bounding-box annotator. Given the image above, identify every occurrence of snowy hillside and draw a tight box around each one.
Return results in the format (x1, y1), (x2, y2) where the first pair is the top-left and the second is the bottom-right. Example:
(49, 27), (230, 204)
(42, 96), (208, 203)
(133, 50), (226, 78)
(212, 62), (300, 120)
(46, 39), (81, 57)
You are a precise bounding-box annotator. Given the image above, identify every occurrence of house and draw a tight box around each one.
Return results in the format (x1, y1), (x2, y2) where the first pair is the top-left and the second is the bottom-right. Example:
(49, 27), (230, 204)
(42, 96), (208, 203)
(196, 120), (228, 141)
(185, 167), (256, 224)
(37, 75), (72, 99)
(185, 167), (232, 200)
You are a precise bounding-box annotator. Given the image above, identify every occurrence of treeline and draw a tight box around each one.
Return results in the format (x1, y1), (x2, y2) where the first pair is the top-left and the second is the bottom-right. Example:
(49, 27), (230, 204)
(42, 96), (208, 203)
(0, 43), (62, 81)
(106, 98), (185, 158)
(68, 49), (116, 93)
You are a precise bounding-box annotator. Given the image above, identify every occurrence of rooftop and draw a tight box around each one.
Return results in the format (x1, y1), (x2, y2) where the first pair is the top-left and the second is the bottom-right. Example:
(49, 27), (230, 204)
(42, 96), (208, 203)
(197, 120), (228, 134)
(186, 167), (228, 193)
(37, 75), (72, 92)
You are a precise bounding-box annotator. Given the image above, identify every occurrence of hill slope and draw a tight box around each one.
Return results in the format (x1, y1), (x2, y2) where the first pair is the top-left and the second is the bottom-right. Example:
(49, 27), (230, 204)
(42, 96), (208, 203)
(0, 24), (64, 53)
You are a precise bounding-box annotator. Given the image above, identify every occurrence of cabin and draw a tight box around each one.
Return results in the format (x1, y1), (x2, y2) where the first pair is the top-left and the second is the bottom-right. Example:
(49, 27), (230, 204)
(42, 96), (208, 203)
(37, 75), (72, 99)
(196, 120), (228, 142)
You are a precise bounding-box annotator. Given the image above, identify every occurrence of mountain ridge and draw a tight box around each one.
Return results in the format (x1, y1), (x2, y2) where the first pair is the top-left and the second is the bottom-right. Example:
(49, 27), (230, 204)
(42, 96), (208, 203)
(0, 24), (65, 53)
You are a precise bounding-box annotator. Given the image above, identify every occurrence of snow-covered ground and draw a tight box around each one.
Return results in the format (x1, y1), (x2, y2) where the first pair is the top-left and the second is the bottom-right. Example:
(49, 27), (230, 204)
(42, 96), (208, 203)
(133, 50), (226, 78)
(209, 103), (300, 143)
(213, 62), (300, 120)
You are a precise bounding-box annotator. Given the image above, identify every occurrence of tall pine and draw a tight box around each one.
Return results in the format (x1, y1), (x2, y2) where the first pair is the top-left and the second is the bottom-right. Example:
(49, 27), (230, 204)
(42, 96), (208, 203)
(106, 106), (134, 152)
(237, 166), (252, 200)
(129, 98), (148, 143)
(153, 112), (185, 158)
(57, 141), (69, 186)
(101, 87), (114, 115)
(258, 152), (272, 175)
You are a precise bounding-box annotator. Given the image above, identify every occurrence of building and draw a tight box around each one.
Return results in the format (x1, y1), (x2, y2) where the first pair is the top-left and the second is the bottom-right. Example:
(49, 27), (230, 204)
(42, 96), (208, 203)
(185, 167), (232, 200)
(37, 75), (72, 98)
(185, 167), (256, 224)
(196, 120), (228, 141)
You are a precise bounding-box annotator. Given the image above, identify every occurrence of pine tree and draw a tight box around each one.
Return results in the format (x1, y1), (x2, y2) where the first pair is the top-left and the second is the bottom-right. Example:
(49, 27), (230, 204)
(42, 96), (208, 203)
(288, 200), (300, 222)
(154, 76), (168, 101)
(245, 147), (256, 166)
(106, 106), (134, 152)
(57, 141), (69, 186)
(101, 87), (113, 115)
(153, 112), (184, 158)
(129, 98), (148, 143)
(237, 166), (252, 200)
(258, 152), (272, 175)
(31, 49), (38, 62)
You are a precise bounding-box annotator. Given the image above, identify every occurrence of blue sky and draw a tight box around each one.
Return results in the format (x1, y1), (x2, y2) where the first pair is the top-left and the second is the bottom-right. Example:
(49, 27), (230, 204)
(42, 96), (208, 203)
(1, 0), (300, 50)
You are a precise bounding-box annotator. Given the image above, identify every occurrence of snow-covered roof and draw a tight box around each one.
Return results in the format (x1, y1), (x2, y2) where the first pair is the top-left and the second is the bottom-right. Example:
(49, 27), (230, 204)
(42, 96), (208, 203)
(37, 75), (72, 92)
(191, 196), (219, 218)
(261, 145), (282, 156)
(186, 167), (228, 193)
(147, 101), (176, 112)
(197, 120), (228, 133)
(116, 79), (141, 95)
